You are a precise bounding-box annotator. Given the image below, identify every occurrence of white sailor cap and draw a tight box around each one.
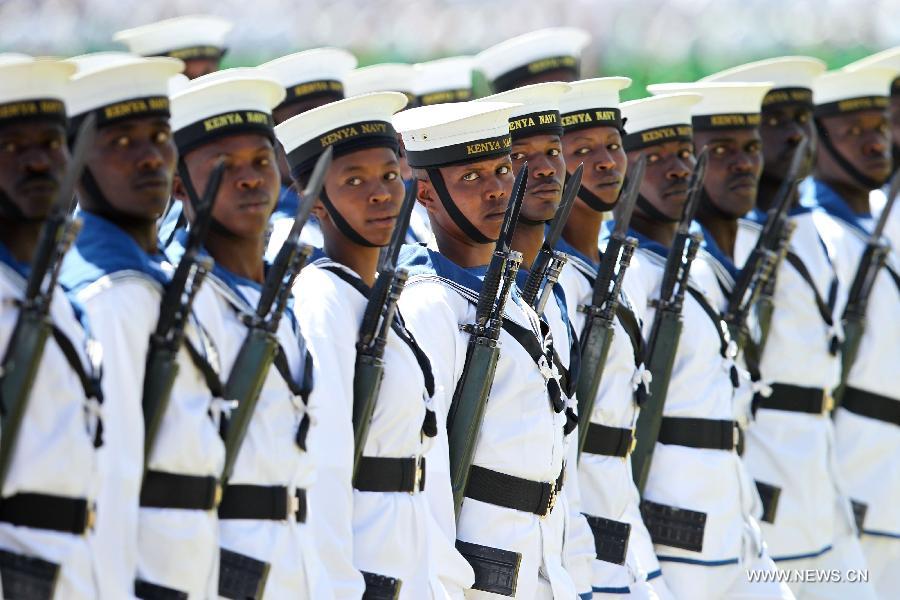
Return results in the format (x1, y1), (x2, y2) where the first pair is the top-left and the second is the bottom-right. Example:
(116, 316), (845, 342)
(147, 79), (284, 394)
(393, 101), (519, 168)
(113, 15), (233, 61)
(344, 63), (418, 105)
(0, 53), (32, 66)
(413, 56), (474, 106)
(476, 28), (591, 92)
(170, 67), (284, 155)
(477, 81), (570, 140)
(843, 47), (900, 95)
(259, 48), (357, 109)
(647, 82), (772, 131)
(700, 56), (825, 109)
(65, 52), (183, 130)
(812, 66), (897, 118)
(558, 76), (631, 132)
(276, 91), (407, 177)
(0, 58), (74, 127)
(620, 93), (702, 151)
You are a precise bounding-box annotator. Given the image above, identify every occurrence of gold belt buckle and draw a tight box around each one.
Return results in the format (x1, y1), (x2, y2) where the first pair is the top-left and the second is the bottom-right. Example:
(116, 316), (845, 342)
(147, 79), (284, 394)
(288, 489), (301, 521)
(84, 502), (97, 535)
(542, 482), (558, 519)
(411, 456), (423, 495)
(627, 427), (638, 457)
(822, 390), (835, 414)
(213, 482), (223, 509)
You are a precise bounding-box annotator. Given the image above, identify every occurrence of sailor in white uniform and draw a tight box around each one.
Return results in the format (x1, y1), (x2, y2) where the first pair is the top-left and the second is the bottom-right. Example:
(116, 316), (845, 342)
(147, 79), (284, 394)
(167, 68), (330, 599)
(0, 57), (102, 600)
(556, 77), (676, 600)
(59, 54), (226, 599)
(476, 81), (597, 600)
(701, 58), (878, 600)
(393, 101), (577, 599)
(278, 91), (473, 599)
(802, 66), (900, 599)
(844, 48), (900, 256)
(407, 56), (477, 244)
(617, 93), (791, 600)
(260, 47), (358, 256)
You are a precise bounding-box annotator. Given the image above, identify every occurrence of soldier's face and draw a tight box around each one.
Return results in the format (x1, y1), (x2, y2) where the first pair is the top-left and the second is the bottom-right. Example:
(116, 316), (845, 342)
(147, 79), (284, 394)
(510, 134), (565, 223)
(82, 116), (176, 220)
(629, 140), (695, 222)
(816, 109), (892, 189)
(760, 104), (814, 182)
(561, 125), (627, 211)
(178, 133), (279, 239)
(315, 146), (404, 248)
(183, 58), (221, 80)
(693, 128), (763, 218)
(0, 120), (68, 221)
(418, 155), (514, 243)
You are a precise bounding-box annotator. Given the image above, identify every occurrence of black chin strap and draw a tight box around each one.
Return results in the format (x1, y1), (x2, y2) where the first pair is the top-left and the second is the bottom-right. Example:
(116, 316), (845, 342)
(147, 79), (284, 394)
(0, 189), (28, 221)
(636, 193), (679, 224)
(80, 167), (157, 229)
(319, 187), (380, 248)
(425, 167), (494, 244)
(814, 117), (885, 190)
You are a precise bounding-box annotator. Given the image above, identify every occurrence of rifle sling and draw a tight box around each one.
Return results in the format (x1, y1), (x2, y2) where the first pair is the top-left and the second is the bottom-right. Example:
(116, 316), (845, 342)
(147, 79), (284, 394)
(181, 338), (224, 398)
(499, 318), (565, 414)
(49, 325), (103, 448)
(783, 251), (840, 355)
(318, 264), (435, 398)
(575, 263), (644, 369)
(685, 287), (740, 389)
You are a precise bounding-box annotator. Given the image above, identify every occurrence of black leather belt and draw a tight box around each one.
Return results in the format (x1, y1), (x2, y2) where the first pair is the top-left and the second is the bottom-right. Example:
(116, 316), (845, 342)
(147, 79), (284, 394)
(464, 465), (564, 517)
(843, 387), (900, 427)
(218, 485), (307, 522)
(658, 417), (738, 450)
(755, 383), (833, 414)
(582, 423), (635, 457)
(354, 456), (426, 493)
(0, 493), (95, 535)
(140, 470), (221, 510)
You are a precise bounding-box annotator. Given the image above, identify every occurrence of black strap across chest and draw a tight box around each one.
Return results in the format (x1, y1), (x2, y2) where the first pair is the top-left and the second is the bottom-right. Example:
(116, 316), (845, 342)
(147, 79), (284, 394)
(784, 251), (840, 355)
(49, 325), (103, 448)
(575, 263), (644, 369)
(319, 264), (435, 398)
(685, 287), (740, 388)
(499, 318), (565, 414)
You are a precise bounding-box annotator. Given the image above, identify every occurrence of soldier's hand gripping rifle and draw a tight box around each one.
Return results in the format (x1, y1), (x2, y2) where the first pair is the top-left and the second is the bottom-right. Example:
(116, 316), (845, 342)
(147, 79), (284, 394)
(220, 147), (331, 485)
(833, 167), (900, 408)
(351, 181), (418, 477)
(521, 163), (583, 313)
(631, 149), (709, 492)
(448, 165), (528, 516)
(723, 137), (809, 351)
(575, 155), (646, 458)
(0, 115), (96, 489)
(142, 158), (226, 467)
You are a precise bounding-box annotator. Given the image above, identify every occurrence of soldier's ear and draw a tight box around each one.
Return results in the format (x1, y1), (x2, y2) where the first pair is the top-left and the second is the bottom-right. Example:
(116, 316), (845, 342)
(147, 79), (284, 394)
(416, 174), (435, 210)
(171, 175), (189, 203)
(311, 196), (328, 220)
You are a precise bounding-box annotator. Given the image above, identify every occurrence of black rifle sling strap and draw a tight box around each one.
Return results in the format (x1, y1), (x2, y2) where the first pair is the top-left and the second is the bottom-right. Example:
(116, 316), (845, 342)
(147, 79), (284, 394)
(686, 286), (740, 388)
(49, 325), (104, 447)
(499, 318), (565, 414)
(784, 251), (840, 355)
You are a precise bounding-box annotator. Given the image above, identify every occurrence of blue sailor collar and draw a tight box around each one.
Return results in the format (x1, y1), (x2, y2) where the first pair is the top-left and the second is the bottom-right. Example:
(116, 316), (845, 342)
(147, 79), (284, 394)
(697, 223), (739, 279)
(399, 243), (490, 295)
(746, 202), (812, 225)
(801, 178), (873, 237)
(514, 267), (571, 326)
(60, 211), (170, 294)
(0, 241), (30, 280)
(624, 225), (671, 260)
(554, 235), (598, 271)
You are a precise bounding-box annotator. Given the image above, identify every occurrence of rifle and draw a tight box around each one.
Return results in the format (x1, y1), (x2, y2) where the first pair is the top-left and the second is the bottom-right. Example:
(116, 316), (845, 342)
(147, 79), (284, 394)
(142, 158), (226, 467)
(723, 138), (809, 350)
(220, 147), (331, 484)
(521, 163), (583, 312)
(351, 181), (417, 477)
(448, 164), (527, 516)
(631, 149), (708, 492)
(833, 167), (900, 407)
(575, 154), (646, 458)
(0, 115), (97, 489)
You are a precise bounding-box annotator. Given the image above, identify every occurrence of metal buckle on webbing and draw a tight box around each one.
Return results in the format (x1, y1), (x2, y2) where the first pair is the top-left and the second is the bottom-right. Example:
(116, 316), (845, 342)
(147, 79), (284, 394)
(627, 427), (638, 457)
(286, 488), (301, 522)
(213, 482), (223, 509)
(822, 390), (835, 414)
(732, 422), (741, 450)
(541, 482), (558, 519)
(411, 456), (424, 495)
(84, 501), (97, 535)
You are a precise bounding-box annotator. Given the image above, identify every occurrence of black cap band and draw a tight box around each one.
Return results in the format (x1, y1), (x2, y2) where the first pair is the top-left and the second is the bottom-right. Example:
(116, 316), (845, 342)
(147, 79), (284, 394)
(492, 55), (579, 93)
(69, 96), (170, 134)
(159, 46), (226, 61)
(417, 88), (473, 106)
(286, 120), (398, 177)
(623, 124), (693, 152)
(509, 110), (562, 140)
(561, 107), (621, 132)
(280, 79), (344, 108)
(814, 95), (889, 118)
(174, 109), (275, 155)
(692, 113), (761, 131)
(762, 87), (814, 110)
(406, 133), (512, 168)
(0, 98), (67, 127)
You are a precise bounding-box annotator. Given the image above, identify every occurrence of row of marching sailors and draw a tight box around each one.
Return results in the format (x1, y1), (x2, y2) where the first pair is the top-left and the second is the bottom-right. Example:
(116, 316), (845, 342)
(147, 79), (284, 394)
(1, 35), (899, 600)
